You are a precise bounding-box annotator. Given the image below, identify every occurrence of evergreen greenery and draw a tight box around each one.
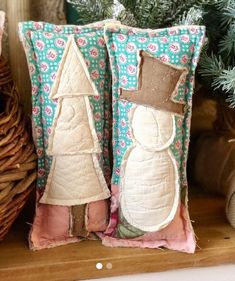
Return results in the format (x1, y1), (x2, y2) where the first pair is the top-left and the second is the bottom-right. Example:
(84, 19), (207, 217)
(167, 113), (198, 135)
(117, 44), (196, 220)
(66, 0), (114, 24)
(118, 0), (215, 28)
(65, 0), (235, 107)
(198, 0), (235, 107)
(66, 0), (215, 27)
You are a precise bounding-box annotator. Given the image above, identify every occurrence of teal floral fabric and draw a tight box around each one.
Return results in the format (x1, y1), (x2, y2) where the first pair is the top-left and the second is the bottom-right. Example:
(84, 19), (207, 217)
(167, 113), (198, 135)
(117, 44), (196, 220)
(19, 22), (112, 191)
(104, 25), (205, 238)
(105, 25), (205, 188)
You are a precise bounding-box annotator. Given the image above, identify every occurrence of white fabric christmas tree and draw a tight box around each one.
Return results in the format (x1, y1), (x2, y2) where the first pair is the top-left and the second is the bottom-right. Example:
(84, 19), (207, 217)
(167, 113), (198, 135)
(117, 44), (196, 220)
(40, 35), (110, 206)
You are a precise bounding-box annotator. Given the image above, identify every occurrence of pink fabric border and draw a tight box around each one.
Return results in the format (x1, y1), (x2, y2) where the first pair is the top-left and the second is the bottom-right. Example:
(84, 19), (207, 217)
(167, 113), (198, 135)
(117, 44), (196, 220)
(102, 184), (196, 253)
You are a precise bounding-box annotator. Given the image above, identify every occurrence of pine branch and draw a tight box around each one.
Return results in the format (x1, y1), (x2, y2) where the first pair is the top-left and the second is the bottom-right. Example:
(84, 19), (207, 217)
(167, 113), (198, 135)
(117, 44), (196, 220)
(198, 0), (235, 107)
(218, 0), (235, 28)
(213, 67), (235, 107)
(118, 0), (137, 13)
(170, 0), (216, 25)
(226, 91), (235, 107)
(117, 9), (137, 26)
(216, 0), (234, 11)
(198, 48), (225, 79)
(66, 0), (114, 24)
(219, 24), (235, 65)
(179, 7), (203, 25)
(67, 0), (218, 28)
(213, 67), (235, 91)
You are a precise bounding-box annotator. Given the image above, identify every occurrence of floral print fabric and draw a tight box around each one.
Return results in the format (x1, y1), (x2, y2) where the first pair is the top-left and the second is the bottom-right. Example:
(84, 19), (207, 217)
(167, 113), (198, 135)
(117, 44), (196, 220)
(19, 21), (112, 191)
(104, 24), (205, 247)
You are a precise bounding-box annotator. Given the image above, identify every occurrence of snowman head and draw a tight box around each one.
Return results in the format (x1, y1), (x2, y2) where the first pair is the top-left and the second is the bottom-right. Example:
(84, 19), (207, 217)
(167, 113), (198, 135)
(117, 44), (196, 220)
(130, 105), (176, 152)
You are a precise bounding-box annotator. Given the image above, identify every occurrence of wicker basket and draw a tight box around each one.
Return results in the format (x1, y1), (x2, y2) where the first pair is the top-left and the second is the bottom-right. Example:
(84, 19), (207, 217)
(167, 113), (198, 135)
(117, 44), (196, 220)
(0, 55), (37, 240)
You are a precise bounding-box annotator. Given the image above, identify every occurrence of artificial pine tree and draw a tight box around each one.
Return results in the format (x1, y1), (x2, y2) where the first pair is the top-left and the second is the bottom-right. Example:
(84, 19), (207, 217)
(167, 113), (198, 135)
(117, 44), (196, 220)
(198, 0), (235, 108)
(65, 0), (215, 28)
(65, 0), (113, 24)
(117, 0), (216, 28)
(191, 0), (235, 229)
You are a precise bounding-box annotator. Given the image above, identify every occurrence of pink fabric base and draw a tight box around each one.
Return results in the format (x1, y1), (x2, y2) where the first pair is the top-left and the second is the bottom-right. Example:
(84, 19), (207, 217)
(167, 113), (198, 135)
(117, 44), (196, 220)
(30, 201), (79, 250)
(30, 192), (109, 250)
(102, 184), (196, 253)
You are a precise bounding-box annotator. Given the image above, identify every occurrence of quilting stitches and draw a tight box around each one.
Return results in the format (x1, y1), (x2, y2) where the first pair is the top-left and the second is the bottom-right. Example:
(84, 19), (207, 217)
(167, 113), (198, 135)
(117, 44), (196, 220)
(40, 35), (110, 206)
(57, 45), (93, 95)
(19, 20), (115, 249)
(103, 24), (205, 251)
(47, 36), (101, 155)
(104, 26), (205, 187)
(121, 147), (179, 231)
(40, 154), (110, 205)
(50, 35), (99, 98)
(120, 105), (179, 232)
(19, 22), (111, 189)
(118, 51), (188, 231)
(47, 97), (101, 155)
(130, 106), (175, 152)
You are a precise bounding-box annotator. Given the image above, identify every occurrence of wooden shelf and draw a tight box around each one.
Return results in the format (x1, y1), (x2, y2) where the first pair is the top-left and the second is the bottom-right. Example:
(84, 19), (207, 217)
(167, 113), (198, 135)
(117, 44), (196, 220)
(0, 192), (235, 281)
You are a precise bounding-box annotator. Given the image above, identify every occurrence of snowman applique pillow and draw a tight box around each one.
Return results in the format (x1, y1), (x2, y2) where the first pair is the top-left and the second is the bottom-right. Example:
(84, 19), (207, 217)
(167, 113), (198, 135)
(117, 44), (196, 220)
(103, 24), (205, 253)
(19, 21), (113, 249)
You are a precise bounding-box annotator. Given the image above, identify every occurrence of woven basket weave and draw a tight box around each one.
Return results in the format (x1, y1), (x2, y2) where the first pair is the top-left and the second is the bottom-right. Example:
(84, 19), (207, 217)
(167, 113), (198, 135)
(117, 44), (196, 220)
(0, 55), (37, 240)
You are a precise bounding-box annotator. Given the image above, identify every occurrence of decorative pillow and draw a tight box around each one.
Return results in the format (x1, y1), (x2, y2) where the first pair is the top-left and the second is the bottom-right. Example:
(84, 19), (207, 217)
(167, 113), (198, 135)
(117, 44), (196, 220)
(0, 11), (5, 56)
(103, 24), (205, 253)
(19, 21), (113, 249)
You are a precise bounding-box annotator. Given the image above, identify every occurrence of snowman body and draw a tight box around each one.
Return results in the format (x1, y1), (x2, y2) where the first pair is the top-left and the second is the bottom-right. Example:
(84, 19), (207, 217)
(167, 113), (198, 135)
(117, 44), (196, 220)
(120, 105), (179, 232)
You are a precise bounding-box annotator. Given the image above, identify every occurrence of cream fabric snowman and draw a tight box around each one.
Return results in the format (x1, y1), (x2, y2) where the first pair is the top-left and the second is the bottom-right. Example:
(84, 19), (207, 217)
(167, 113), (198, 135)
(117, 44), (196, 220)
(119, 51), (187, 232)
(120, 106), (179, 232)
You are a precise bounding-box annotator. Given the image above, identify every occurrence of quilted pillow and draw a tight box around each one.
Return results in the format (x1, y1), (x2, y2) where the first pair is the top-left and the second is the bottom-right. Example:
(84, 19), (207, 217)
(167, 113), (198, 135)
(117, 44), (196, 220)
(19, 21), (113, 249)
(103, 24), (205, 253)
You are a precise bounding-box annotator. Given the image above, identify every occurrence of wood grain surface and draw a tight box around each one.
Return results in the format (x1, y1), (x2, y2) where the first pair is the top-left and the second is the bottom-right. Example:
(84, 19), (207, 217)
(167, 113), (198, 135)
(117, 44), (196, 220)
(0, 192), (235, 281)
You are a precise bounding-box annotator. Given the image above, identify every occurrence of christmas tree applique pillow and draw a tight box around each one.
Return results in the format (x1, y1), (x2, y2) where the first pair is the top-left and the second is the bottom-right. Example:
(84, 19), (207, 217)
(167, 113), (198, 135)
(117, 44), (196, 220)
(19, 21), (113, 250)
(103, 24), (205, 253)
